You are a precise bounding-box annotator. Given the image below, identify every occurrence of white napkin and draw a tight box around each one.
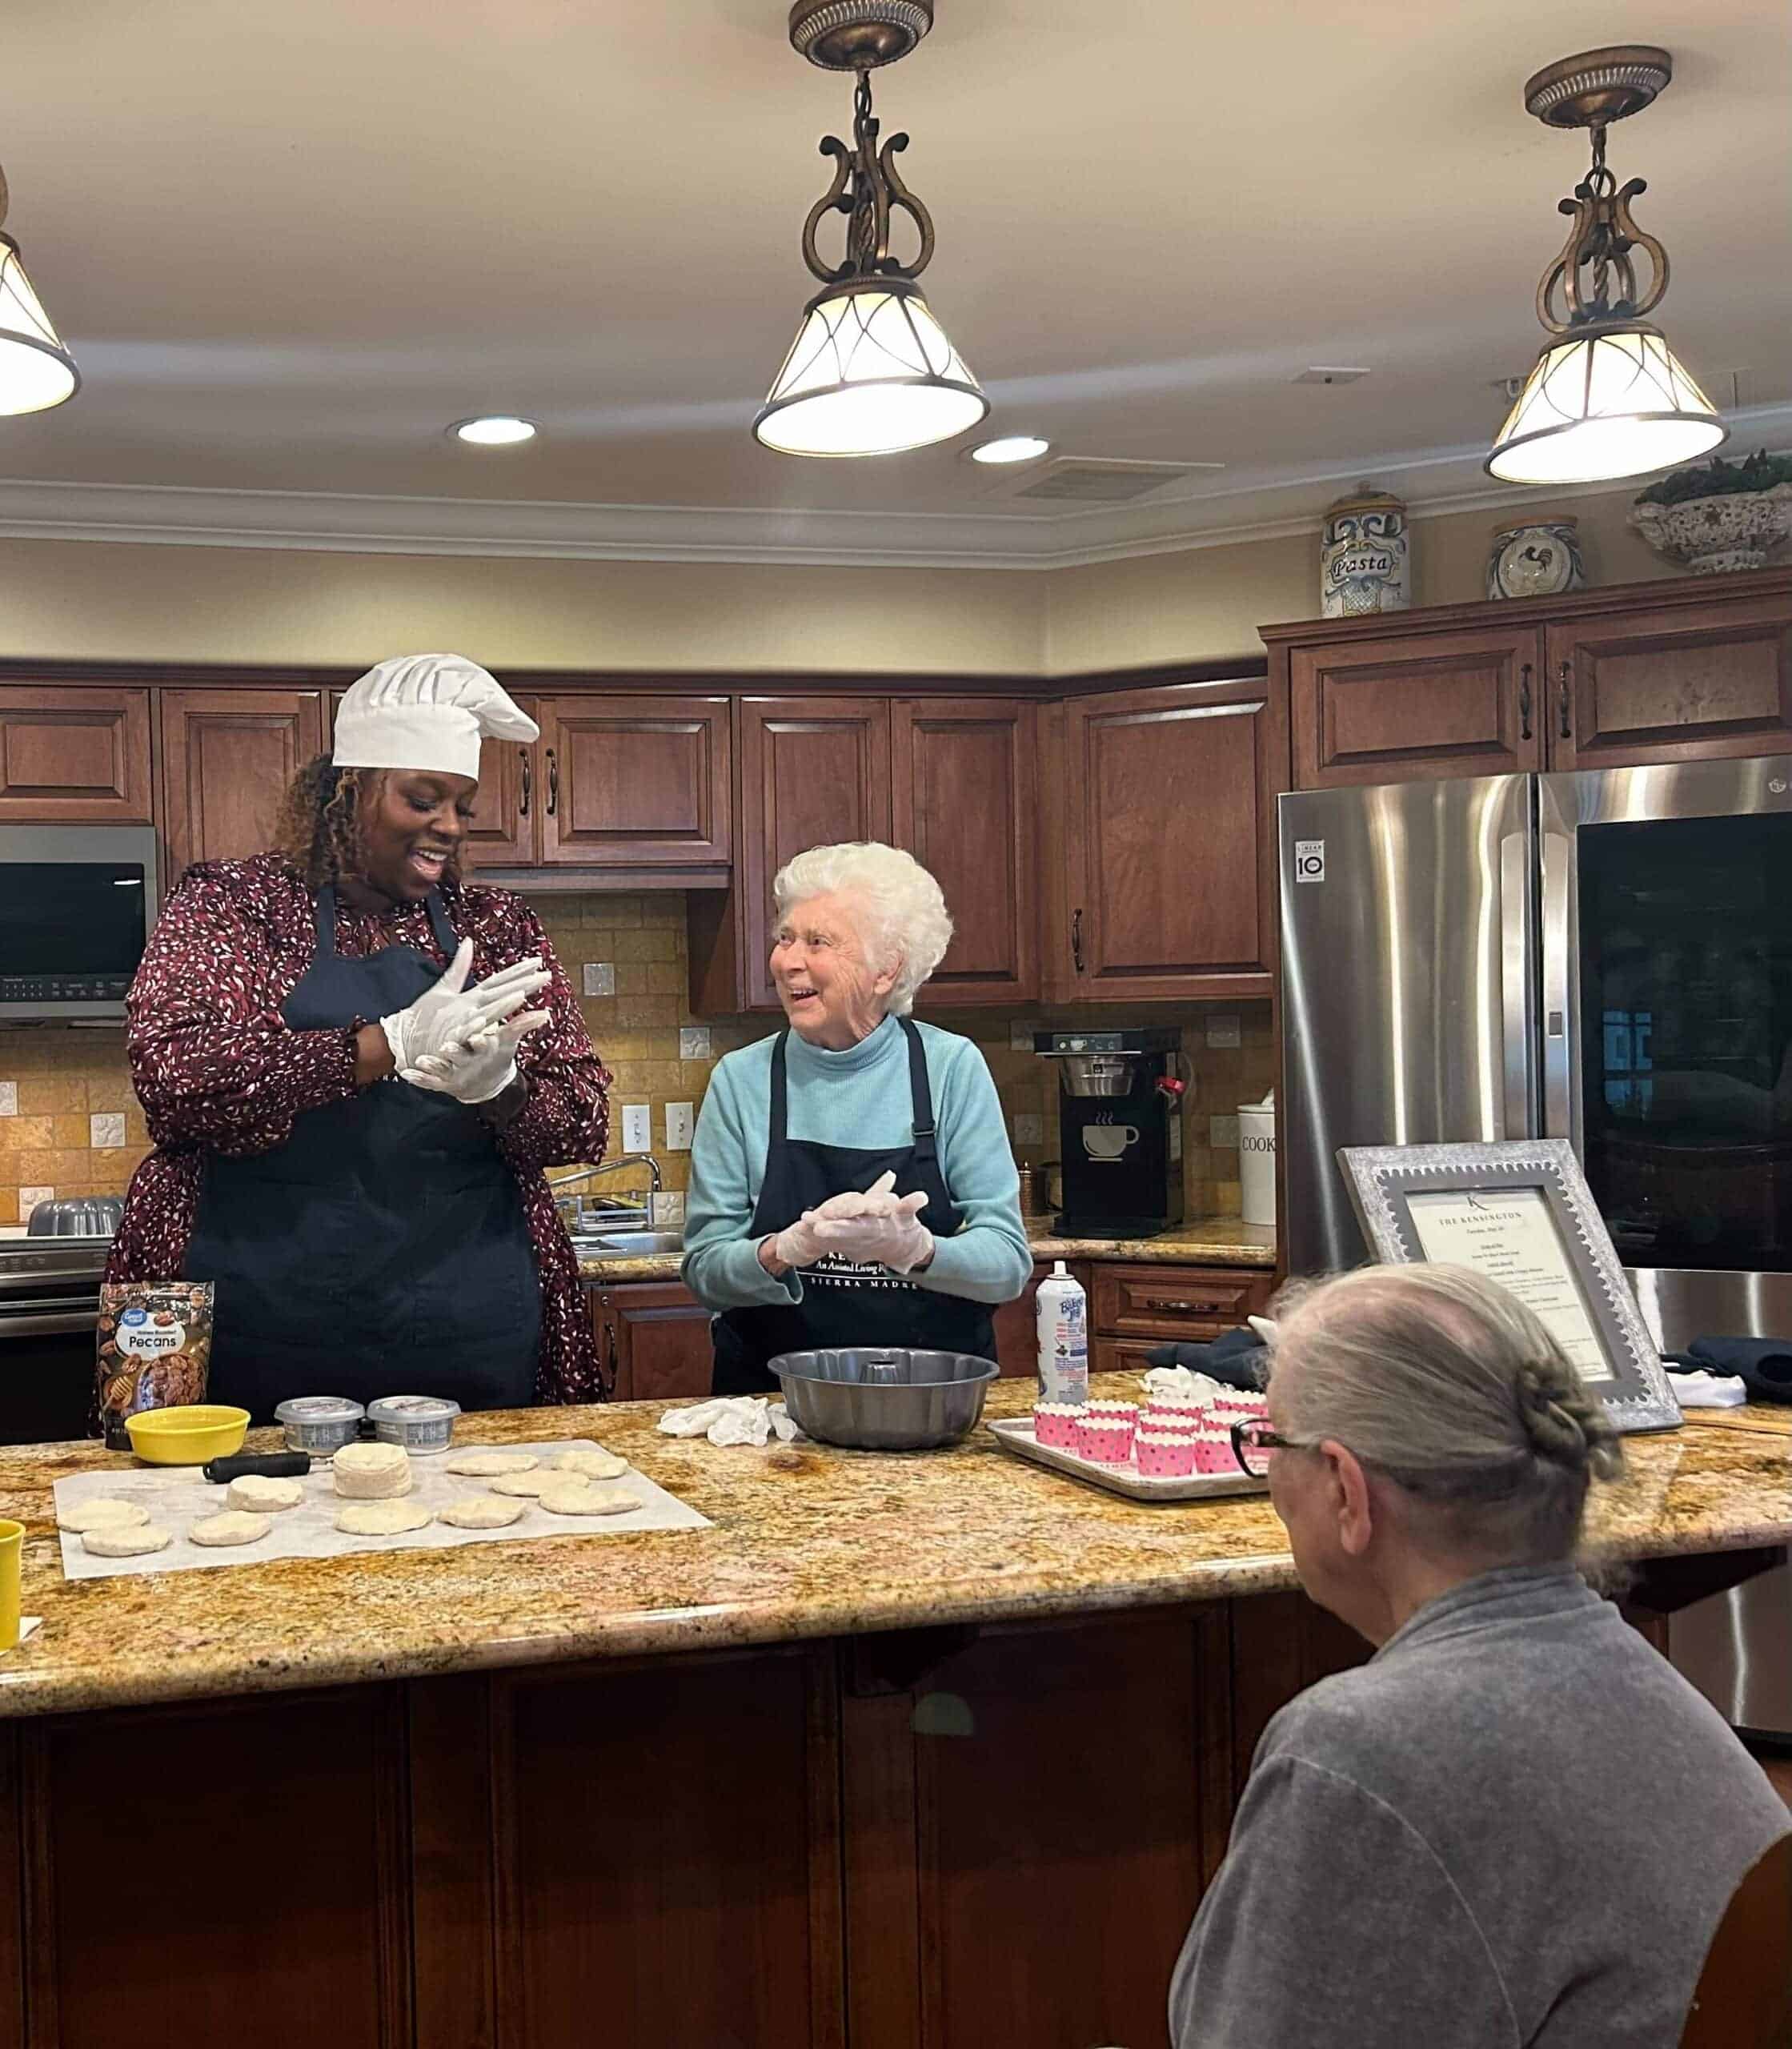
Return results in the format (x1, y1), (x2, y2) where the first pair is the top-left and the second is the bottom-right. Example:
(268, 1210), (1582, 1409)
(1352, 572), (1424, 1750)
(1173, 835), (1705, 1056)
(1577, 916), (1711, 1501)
(1141, 1365), (1237, 1405)
(658, 1397), (800, 1447)
(1671, 1371), (1748, 1409)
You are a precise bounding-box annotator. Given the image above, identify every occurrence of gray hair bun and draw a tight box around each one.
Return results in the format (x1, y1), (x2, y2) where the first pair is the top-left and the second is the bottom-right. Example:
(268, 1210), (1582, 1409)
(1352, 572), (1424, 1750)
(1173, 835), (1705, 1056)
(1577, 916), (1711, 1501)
(1515, 1359), (1622, 1480)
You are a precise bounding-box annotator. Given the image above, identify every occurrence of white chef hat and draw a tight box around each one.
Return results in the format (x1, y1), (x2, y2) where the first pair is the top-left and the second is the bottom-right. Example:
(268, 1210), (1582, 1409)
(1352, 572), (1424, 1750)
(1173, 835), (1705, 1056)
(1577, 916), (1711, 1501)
(332, 653), (539, 782)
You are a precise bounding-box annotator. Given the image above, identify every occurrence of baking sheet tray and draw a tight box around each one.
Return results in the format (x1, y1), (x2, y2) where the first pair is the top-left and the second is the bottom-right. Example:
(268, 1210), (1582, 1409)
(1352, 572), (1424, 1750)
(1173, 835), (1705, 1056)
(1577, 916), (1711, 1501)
(54, 1438), (710, 1581)
(987, 1418), (1270, 1504)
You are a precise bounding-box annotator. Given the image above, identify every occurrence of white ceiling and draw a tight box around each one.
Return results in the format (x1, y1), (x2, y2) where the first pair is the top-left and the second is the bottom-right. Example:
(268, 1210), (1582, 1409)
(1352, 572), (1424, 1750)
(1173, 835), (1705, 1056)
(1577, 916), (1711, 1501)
(0, 0), (1786, 565)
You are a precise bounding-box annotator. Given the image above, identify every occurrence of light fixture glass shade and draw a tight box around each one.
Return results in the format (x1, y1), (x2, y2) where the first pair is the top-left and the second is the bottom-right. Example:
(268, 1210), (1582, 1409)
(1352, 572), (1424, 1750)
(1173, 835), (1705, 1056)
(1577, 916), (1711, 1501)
(0, 235), (78, 415)
(754, 281), (988, 457)
(1487, 324), (1725, 484)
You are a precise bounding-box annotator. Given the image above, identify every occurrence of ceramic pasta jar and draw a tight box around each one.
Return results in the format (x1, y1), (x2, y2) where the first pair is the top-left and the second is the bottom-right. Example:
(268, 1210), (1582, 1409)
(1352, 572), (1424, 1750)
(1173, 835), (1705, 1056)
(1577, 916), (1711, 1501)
(1320, 488), (1410, 617)
(1486, 516), (1586, 599)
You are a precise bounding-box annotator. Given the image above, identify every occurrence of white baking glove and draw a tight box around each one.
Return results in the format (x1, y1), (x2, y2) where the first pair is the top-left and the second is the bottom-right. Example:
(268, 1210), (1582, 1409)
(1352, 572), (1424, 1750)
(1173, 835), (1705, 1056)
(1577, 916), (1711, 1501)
(403, 1008), (551, 1104)
(769, 1211), (830, 1270)
(379, 942), (549, 1073)
(808, 1169), (933, 1273)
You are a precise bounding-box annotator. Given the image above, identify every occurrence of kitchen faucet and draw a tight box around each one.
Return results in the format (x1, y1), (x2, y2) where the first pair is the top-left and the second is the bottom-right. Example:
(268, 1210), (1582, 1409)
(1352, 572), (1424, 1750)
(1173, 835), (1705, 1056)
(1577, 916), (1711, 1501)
(546, 1154), (665, 1233)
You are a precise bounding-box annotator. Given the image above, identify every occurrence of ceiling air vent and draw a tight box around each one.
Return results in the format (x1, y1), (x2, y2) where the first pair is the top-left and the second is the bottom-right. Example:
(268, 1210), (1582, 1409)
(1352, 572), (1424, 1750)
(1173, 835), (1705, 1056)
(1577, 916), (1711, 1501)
(998, 457), (1221, 504)
(1294, 365), (1371, 385)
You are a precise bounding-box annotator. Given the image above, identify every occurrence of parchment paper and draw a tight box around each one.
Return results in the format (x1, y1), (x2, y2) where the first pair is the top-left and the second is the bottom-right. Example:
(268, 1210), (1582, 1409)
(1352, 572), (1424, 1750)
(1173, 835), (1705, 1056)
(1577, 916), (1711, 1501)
(54, 1439), (710, 1582)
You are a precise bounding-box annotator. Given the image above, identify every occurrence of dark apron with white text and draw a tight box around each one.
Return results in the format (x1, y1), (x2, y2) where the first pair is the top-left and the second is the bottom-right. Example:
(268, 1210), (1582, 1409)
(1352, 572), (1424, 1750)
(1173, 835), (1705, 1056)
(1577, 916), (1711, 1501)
(183, 886), (540, 1423)
(711, 1019), (995, 1396)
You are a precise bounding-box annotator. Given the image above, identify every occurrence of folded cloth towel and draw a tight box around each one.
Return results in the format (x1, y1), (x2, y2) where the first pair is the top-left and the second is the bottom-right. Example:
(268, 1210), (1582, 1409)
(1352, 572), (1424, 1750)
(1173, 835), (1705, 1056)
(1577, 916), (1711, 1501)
(1141, 1325), (1267, 1390)
(1665, 1370), (1748, 1409)
(656, 1397), (800, 1447)
(1665, 1337), (1792, 1405)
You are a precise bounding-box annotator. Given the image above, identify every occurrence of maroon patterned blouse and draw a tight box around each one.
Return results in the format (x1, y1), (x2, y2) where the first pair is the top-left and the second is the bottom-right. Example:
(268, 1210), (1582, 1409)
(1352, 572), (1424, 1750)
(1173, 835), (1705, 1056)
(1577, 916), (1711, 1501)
(105, 854), (611, 1404)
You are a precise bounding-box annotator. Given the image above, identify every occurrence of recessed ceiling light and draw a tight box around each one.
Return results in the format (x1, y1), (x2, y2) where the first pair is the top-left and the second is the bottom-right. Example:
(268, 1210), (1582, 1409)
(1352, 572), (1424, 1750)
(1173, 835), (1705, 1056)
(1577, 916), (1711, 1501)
(450, 415), (538, 447)
(969, 435), (1052, 465)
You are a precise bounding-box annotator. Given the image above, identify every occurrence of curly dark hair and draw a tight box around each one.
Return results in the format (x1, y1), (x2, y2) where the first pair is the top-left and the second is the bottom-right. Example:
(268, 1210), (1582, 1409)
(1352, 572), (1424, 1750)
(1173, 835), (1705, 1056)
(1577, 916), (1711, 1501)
(272, 756), (375, 889)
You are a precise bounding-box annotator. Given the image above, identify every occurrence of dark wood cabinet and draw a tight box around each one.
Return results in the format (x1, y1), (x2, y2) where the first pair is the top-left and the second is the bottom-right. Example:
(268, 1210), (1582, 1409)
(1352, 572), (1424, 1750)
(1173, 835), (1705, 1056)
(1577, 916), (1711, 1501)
(464, 688), (540, 866)
(160, 688), (326, 880)
(538, 694), (732, 876)
(1091, 1262), (1275, 1344)
(1287, 622), (1545, 788)
(1048, 676), (1285, 1001)
(891, 698), (1038, 1005)
(1545, 587), (1792, 769)
(0, 687), (152, 822)
(690, 696), (892, 1016)
(1268, 567), (1792, 789)
(588, 1281), (715, 1402)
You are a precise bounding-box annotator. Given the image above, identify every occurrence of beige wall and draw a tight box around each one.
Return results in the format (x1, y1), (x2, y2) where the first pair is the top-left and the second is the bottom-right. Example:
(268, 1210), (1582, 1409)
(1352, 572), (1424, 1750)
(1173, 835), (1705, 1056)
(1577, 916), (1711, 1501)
(1043, 487), (1677, 674)
(0, 539), (1043, 676)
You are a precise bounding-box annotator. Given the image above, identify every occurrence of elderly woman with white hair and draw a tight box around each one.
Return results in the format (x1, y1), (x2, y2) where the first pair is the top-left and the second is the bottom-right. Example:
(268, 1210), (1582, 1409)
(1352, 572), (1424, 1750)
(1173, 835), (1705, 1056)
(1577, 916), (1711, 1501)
(1170, 1263), (1790, 2049)
(682, 841), (1030, 1395)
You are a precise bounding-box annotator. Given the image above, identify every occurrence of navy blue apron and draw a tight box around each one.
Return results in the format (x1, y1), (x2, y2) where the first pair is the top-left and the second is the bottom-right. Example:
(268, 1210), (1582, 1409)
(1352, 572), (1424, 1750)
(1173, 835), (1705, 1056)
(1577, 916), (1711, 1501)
(183, 885), (541, 1424)
(711, 1018), (995, 1396)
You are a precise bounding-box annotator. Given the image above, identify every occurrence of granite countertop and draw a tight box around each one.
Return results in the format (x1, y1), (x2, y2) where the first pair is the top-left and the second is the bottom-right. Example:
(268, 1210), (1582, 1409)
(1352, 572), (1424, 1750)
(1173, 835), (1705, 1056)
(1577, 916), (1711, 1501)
(578, 1216), (1276, 1285)
(0, 1382), (1783, 1719)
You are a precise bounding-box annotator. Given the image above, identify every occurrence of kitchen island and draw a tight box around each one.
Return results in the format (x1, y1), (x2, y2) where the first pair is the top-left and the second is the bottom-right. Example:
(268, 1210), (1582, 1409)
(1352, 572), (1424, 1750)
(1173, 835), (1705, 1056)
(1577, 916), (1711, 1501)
(0, 1381), (1785, 2049)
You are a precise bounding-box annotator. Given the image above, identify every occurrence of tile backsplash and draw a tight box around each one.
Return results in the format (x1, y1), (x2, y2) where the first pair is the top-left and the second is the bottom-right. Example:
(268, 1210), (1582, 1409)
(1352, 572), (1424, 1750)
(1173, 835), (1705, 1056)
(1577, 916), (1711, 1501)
(2, 890), (1275, 1232)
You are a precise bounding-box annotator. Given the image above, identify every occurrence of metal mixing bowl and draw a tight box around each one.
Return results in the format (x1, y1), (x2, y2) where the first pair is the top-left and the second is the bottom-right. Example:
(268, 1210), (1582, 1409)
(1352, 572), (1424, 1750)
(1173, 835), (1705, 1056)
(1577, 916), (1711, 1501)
(768, 1348), (1000, 1451)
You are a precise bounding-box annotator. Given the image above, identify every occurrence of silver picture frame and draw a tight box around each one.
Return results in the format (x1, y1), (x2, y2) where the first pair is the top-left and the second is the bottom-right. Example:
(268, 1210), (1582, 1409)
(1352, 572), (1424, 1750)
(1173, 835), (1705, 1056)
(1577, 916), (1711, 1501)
(1338, 1139), (1680, 1433)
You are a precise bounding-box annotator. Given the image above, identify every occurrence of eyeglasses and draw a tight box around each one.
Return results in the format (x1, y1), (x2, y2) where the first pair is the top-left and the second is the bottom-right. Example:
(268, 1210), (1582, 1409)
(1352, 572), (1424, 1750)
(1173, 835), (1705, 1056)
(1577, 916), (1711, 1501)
(1230, 1418), (1306, 1478)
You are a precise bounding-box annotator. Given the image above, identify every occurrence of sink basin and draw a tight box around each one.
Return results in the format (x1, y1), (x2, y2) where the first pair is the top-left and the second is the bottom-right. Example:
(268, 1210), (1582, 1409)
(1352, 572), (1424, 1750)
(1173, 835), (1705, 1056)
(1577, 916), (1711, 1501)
(570, 1230), (685, 1259)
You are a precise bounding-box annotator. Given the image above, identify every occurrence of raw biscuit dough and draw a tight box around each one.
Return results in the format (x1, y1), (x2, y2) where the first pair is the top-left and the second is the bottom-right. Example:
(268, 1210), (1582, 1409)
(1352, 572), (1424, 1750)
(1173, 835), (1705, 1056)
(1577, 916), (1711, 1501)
(442, 1450), (539, 1478)
(436, 1496), (528, 1530)
(335, 1500), (431, 1536)
(487, 1471), (557, 1498)
(82, 1522), (172, 1558)
(551, 1446), (629, 1481)
(227, 1475), (304, 1513)
(536, 1479), (635, 1518)
(332, 1442), (412, 1500)
(57, 1498), (151, 1534)
(189, 1510), (271, 1548)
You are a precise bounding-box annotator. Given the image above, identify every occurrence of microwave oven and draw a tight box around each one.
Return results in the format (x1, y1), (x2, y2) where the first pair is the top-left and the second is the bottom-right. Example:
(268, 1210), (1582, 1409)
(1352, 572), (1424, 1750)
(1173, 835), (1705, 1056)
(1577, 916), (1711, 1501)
(0, 824), (160, 1022)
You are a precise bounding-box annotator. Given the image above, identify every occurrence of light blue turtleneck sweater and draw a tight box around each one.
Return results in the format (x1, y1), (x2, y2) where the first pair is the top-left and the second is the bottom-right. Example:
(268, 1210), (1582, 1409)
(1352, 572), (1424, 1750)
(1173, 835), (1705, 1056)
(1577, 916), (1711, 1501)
(680, 1012), (1031, 1312)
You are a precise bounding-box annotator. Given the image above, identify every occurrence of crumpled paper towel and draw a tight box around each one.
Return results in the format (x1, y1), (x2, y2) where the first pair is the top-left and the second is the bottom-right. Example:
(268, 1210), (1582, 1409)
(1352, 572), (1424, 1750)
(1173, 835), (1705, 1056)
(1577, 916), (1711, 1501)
(1141, 1365), (1237, 1405)
(658, 1397), (800, 1448)
(1671, 1371), (1748, 1410)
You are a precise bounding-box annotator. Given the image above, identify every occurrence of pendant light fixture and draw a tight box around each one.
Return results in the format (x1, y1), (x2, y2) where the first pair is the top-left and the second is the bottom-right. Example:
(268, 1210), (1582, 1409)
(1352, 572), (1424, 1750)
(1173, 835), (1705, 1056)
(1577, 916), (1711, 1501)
(754, 1), (988, 459)
(1488, 46), (1724, 485)
(0, 162), (77, 415)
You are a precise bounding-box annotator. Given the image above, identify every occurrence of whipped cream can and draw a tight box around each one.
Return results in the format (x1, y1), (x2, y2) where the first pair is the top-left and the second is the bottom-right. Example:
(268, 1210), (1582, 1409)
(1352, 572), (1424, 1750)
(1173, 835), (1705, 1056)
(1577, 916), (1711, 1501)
(1036, 1261), (1088, 1408)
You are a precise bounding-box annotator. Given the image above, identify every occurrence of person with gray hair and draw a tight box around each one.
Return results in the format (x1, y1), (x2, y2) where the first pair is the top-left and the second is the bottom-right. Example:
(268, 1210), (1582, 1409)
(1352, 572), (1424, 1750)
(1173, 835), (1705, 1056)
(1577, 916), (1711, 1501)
(683, 841), (1029, 1394)
(1169, 1263), (1790, 2049)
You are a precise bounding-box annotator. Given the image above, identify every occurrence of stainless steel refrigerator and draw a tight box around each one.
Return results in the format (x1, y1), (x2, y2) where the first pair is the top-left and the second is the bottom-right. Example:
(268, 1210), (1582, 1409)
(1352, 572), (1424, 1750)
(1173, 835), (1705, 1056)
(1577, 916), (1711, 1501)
(1280, 756), (1792, 1737)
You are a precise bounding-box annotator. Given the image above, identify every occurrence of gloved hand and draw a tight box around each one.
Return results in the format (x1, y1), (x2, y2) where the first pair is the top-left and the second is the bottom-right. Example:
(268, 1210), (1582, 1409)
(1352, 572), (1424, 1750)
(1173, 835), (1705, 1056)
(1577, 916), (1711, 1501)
(379, 942), (549, 1074)
(808, 1169), (933, 1273)
(403, 1008), (551, 1104)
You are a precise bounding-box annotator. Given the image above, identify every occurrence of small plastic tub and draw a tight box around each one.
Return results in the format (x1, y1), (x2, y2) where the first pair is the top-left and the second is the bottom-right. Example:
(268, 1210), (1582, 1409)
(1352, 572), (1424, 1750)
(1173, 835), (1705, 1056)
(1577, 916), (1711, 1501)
(367, 1395), (462, 1454)
(275, 1396), (365, 1459)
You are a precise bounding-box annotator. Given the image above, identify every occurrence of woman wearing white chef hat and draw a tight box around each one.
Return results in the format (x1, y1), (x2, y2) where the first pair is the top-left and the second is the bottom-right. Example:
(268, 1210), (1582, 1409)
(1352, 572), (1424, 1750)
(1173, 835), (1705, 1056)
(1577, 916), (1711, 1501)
(106, 653), (612, 1420)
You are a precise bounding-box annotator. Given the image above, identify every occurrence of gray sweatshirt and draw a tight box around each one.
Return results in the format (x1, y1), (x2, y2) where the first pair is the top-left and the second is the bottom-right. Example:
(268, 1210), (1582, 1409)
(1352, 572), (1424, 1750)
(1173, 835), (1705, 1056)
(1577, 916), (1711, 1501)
(1169, 1565), (1790, 2049)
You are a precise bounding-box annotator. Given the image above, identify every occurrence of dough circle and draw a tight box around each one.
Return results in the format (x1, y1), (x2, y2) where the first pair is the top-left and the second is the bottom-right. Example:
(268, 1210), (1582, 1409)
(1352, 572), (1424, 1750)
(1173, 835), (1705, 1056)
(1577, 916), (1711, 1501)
(487, 1471), (556, 1498)
(335, 1500), (431, 1536)
(536, 1480), (635, 1518)
(189, 1510), (271, 1548)
(436, 1496), (528, 1530)
(58, 1498), (151, 1534)
(82, 1522), (171, 1558)
(333, 1443), (412, 1500)
(227, 1475), (304, 1513)
(442, 1450), (539, 1478)
(551, 1446), (629, 1481)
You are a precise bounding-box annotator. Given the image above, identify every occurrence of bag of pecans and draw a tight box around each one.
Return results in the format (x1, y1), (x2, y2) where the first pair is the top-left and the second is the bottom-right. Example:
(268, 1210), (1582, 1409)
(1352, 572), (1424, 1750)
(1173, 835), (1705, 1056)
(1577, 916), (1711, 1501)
(95, 1282), (215, 1450)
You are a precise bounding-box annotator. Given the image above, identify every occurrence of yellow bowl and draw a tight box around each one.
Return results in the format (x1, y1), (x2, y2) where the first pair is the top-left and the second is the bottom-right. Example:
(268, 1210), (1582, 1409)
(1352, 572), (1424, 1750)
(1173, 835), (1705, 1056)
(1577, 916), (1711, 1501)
(124, 1405), (250, 1466)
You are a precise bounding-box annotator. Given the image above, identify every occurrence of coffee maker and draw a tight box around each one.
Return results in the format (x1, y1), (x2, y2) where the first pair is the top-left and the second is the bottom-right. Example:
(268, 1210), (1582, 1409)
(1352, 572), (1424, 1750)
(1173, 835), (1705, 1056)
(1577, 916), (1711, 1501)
(1034, 1029), (1184, 1237)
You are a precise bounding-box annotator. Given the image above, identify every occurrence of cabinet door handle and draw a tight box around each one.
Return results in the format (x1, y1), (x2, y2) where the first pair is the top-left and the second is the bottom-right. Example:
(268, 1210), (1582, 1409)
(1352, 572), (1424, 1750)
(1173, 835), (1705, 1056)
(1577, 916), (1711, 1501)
(1518, 663), (1533, 743)
(600, 1321), (619, 1395)
(519, 750), (531, 819)
(1071, 908), (1084, 974)
(546, 748), (559, 817)
(1557, 661), (1572, 740)
(1143, 1297), (1227, 1316)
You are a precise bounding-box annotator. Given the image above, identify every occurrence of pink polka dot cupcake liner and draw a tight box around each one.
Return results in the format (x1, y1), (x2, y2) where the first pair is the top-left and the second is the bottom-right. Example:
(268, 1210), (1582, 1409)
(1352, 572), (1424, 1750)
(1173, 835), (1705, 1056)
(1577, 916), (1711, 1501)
(1134, 1430), (1198, 1478)
(1032, 1403), (1084, 1449)
(1073, 1416), (1135, 1464)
